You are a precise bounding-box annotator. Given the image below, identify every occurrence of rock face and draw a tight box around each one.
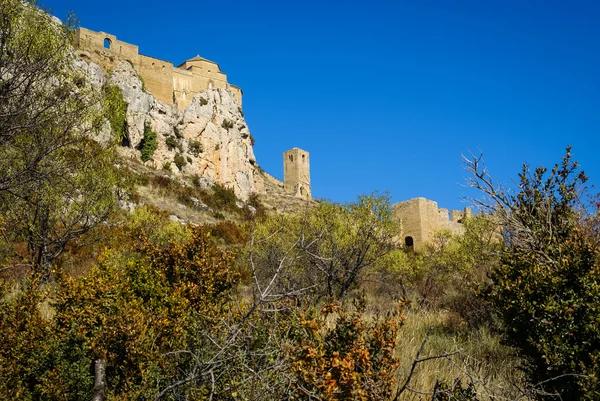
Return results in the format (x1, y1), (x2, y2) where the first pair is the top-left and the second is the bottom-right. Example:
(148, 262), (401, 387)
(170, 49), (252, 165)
(96, 60), (258, 200)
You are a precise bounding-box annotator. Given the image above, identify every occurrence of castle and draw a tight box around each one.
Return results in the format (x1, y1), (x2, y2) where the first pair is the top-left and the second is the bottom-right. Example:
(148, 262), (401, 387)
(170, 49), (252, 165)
(392, 198), (472, 248)
(75, 28), (469, 246)
(75, 27), (242, 109)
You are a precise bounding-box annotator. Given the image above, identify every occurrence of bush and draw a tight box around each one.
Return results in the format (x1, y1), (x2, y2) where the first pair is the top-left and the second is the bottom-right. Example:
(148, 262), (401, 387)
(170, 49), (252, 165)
(199, 97), (208, 106)
(221, 119), (234, 130)
(289, 299), (403, 400)
(173, 125), (183, 139)
(139, 122), (158, 162)
(470, 148), (600, 399)
(165, 135), (182, 152)
(104, 84), (128, 145)
(174, 153), (187, 171)
(188, 139), (203, 157)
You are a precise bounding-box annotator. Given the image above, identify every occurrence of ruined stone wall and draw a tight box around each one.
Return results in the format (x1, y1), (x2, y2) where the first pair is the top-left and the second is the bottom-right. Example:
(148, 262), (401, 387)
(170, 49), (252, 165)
(283, 148), (311, 200)
(75, 27), (242, 109)
(392, 197), (471, 248)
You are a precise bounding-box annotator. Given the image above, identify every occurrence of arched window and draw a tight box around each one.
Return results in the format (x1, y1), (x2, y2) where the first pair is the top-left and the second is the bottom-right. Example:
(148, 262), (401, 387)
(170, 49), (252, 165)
(289, 154), (294, 162)
(208, 81), (214, 90)
(103, 38), (111, 49)
(405, 236), (414, 248)
(302, 154), (306, 162)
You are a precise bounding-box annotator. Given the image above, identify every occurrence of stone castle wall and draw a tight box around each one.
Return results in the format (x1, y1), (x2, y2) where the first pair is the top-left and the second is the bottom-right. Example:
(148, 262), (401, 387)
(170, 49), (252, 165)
(392, 197), (472, 248)
(74, 27), (242, 109)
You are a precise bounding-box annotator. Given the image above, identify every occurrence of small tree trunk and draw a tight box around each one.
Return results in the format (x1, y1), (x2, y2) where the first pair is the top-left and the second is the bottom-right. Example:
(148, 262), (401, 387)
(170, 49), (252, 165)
(92, 359), (106, 401)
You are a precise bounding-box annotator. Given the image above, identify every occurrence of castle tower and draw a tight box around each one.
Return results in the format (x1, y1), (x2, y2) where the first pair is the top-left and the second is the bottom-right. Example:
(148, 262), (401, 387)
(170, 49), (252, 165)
(283, 148), (311, 200)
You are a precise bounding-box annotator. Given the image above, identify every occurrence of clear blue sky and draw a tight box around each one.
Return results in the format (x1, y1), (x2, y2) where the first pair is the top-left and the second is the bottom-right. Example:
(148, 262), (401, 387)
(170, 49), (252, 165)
(43, 0), (599, 211)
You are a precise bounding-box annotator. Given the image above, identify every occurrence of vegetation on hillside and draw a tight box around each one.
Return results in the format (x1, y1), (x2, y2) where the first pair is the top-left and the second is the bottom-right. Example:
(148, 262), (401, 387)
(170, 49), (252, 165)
(1, 1), (599, 400)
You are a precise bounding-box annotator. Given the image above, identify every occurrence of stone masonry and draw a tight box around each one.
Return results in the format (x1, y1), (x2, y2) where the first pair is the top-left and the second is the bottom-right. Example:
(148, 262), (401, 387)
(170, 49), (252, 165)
(283, 148), (311, 200)
(75, 27), (243, 109)
(392, 198), (472, 248)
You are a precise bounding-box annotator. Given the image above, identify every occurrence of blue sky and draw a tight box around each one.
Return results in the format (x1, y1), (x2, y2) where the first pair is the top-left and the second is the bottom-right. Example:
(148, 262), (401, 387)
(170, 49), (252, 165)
(43, 0), (599, 211)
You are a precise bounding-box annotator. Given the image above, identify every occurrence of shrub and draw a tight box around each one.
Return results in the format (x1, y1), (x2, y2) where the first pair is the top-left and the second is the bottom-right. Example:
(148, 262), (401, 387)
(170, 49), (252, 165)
(186, 156), (192, 164)
(165, 135), (182, 152)
(139, 122), (158, 162)
(162, 161), (172, 171)
(470, 148), (600, 399)
(221, 119), (234, 130)
(199, 97), (208, 106)
(289, 299), (404, 400)
(188, 140), (203, 157)
(238, 106), (244, 117)
(104, 84), (128, 145)
(174, 153), (187, 171)
(249, 133), (255, 146)
(173, 125), (183, 139)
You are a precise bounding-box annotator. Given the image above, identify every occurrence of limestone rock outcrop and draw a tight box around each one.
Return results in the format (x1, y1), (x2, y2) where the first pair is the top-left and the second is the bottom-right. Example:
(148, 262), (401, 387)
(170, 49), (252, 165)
(95, 60), (258, 200)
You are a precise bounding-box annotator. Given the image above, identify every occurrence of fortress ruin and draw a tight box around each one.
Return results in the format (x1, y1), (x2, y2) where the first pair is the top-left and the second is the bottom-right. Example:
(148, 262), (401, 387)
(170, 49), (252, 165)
(392, 198), (472, 248)
(74, 27), (243, 109)
(283, 148), (311, 200)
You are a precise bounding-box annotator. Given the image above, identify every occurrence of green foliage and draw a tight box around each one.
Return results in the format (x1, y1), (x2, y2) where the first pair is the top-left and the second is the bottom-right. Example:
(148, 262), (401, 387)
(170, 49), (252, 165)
(173, 153), (187, 171)
(0, 0), (126, 274)
(221, 119), (234, 130)
(250, 193), (398, 300)
(139, 122), (158, 162)
(162, 161), (172, 171)
(165, 135), (182, 152)
(173, 125), (183, 139)
(200, 182), (239, 213)
(482, 149), (600, 399)
(104, 84), (128, 144)
(199, 97), (208, 106)
(188, 139), (203, 157)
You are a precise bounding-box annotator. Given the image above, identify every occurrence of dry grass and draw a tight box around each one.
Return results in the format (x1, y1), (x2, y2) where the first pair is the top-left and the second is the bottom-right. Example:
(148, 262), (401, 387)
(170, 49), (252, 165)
(394, 308), (529, 400)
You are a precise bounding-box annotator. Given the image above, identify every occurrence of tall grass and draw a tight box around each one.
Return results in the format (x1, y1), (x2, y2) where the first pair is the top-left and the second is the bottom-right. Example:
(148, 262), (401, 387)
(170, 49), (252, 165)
(394, 308), (530, 400)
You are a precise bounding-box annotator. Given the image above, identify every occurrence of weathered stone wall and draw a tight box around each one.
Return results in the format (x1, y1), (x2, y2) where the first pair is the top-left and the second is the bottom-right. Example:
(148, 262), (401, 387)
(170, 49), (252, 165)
(75, 27), (242, 109)
(392, 197), (471, 248)
(283, 148), (311, 200)
(138, 55), (175, 105)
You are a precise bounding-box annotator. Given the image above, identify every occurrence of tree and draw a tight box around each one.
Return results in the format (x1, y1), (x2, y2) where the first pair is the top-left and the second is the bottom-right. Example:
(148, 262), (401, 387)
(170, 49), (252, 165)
(249, 193), (398, 302)
(464, 147), (600, 399)
(0, 0), (124, 275)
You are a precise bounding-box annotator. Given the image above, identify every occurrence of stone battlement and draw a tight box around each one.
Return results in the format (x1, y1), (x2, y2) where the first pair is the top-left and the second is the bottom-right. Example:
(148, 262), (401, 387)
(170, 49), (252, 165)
(75, 27), (242, 109)
(392, 197), (472, 248)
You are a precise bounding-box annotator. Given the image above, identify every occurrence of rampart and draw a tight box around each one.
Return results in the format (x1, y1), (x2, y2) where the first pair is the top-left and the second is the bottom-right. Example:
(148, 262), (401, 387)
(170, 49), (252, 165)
(392, 198), (472, 248)
(74, 27), (242, 109)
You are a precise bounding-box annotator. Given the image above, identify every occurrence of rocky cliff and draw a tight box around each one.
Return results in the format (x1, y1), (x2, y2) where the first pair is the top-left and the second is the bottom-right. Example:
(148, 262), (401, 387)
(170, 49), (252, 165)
(81, 59), (259, 201)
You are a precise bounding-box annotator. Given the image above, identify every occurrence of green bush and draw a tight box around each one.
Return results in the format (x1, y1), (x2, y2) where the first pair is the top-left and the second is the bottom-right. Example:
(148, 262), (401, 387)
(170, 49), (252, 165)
(165, 135), (182, 152)
(173, 125), (183, 139)
(104, 84), (128, 145)
(174, 153), (187, 171)
(199, 97), (208, 106)
(139, 122), (158, 162)
(479, 149), (600, 399)
(221, 119), (234, 130)
(188, 139), (203, 157)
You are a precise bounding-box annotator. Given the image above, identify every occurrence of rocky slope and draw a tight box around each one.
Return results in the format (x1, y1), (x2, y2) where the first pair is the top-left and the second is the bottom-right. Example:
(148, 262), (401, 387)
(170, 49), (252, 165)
(82, 59), (259, 201)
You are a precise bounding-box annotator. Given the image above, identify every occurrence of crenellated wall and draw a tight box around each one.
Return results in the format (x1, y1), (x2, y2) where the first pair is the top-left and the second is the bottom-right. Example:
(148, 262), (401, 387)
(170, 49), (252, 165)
(392, 198), (472, 248)
(74, 27), (243, 108)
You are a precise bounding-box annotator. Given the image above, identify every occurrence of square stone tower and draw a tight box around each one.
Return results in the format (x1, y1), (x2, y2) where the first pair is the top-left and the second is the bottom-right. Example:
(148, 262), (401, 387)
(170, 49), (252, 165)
(283, 148), (311, 200)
